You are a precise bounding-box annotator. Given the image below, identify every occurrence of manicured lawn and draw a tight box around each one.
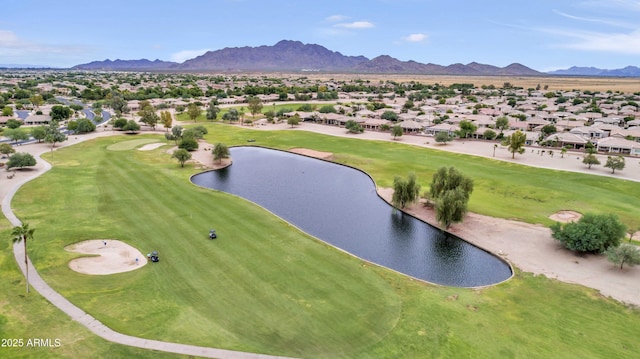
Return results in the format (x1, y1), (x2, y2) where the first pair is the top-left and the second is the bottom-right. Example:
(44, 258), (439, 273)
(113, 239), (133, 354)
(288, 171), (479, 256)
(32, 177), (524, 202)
(0, 219), (188, 359)
(195, 123), (640, 227)
(5, 130), (640, 358)
(11, 135), (400, 357)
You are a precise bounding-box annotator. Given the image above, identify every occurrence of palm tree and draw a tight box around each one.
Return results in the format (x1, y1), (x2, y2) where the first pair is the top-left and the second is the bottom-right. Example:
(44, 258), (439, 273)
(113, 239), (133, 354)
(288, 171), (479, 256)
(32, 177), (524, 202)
(11, 223), (35, 293)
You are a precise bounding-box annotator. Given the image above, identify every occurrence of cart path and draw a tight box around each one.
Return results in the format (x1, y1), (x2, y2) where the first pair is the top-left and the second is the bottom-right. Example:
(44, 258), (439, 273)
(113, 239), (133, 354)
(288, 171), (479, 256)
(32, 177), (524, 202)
(3, 133), (296, 359)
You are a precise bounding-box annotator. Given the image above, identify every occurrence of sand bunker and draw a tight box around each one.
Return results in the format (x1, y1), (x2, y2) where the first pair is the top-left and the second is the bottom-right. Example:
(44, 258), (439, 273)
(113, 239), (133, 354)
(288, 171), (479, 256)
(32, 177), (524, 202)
(66, 239), (148, 275)
(289, 148), (333, 160)
(138, 142), (165, 151)
(549, 210), (583, 223)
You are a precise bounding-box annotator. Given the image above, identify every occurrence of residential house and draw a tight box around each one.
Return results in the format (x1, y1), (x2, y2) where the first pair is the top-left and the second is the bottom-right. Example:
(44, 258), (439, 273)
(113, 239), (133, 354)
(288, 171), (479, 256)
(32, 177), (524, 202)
(23, 114), (51, 126)
(596, 136), (640, 155)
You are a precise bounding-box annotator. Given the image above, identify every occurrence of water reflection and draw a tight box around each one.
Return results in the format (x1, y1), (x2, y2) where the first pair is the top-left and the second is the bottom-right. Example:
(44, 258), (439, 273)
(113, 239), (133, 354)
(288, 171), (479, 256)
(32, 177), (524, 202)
(192, 147), (511, 287)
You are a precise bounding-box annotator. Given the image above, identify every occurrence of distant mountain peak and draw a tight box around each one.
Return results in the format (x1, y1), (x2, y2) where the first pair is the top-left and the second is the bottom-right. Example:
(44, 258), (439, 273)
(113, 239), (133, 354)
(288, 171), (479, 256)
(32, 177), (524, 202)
(548, 65), (640, 77)
(72, 40), (543, 75)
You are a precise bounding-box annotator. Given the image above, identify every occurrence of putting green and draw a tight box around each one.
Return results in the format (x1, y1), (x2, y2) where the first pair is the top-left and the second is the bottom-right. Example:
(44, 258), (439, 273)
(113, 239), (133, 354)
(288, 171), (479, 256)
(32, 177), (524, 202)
(106, 138), (159, 151)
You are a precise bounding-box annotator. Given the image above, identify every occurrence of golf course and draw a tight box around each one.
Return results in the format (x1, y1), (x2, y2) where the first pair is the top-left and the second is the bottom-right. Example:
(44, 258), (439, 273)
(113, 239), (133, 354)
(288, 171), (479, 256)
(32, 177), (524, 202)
(3, 123), (640, 358)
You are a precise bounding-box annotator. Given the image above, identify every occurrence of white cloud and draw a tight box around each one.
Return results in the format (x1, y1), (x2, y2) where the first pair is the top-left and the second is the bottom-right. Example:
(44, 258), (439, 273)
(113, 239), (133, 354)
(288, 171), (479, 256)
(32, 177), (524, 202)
(335, 21), (374, 29)
(325, 15), (348, 22)
(548, 27), (640, 54)
(0, 30), (19, 46)
(403, 33), (427, 42)
(580, 0), (640, 12)
(552, 9), (635, 28)
(170, 49), (210, 63)
(0, 29), (89, 57)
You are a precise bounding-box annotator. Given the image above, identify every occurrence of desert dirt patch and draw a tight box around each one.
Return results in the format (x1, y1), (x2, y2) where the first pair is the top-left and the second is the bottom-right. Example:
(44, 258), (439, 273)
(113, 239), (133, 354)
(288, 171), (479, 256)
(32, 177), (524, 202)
(289, 148), (333, 160)
(549, 210), (583, 223)
(66, 239), (148, 275)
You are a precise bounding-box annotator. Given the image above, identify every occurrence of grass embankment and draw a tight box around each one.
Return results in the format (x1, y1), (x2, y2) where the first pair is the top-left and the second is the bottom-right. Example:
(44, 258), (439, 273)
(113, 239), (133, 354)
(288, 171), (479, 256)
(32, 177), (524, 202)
(0, 221), (187, 358)
(5, 131), (640, 358)
(196, 123), (640, 227)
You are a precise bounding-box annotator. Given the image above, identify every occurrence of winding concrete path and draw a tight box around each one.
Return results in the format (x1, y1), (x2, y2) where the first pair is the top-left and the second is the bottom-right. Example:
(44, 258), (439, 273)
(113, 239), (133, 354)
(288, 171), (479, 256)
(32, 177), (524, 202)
(2, 132), (295, 359)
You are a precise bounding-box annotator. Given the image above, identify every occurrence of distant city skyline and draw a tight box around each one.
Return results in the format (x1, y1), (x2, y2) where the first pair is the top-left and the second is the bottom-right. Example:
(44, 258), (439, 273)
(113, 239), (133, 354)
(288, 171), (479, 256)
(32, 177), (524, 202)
(1, 0), (639, 71)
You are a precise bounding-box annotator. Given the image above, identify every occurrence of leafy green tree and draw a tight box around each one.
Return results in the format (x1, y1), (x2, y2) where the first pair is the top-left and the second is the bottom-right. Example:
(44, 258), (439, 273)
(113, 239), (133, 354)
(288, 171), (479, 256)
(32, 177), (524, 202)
(187, 103), (202, 122)
(583, 153), (600, 169)
(7, 152), (36, 169)
(6, 119), (22, 129)
(345, 120), (364, 133)
(0, 143), (15, 157)
(171, 125), (183, 143)
(4, 128), (29, 143)
(222, 108), (239, 122)
(606, 244), (640, 269)
(541, 124), (557, 136)
(206, 100), (220, 120)
(501, 130), (526, 159)
(495, 116), (509, 134)
(551, 213), (627, 253)
(429, 167), (474, 229)
(2, 105), (14, 116)
(67, 120), (78, 133)
(50, 105), (73, 121)
(92, 103), (103, 117)
(183, 126), (207, 140)
(110, 96), (129, 116)
(483, 129), (497, 140)
(391, 125), (403, 140)
(435, 187), (470, 230)
(44, 123), (67, 150)
(247, 96), (263, 116)
(113, 118), (128, 129)
(318, 105), (336, 113)
(382, 110), (399, 122)
(122, 120), (140, 133)
(172, 148), (192, 167)
(456, 120), (477, 139)
(264, 110), (275, 122)
(161, 111), (173, 131)
(75, 118), (96, 133)
(178, 137), (198, 151)
(604, 156), (625, 174)
(11, 223), (35, 293)
(296, 103), (314, 112)
(287, 114), (300, 128)
(138, 100), (159, 130)
(213, 142), (230, 164)
(69, 103), (84, 112)
(434, 131), (453, 144)
(392, 173), (421, 209)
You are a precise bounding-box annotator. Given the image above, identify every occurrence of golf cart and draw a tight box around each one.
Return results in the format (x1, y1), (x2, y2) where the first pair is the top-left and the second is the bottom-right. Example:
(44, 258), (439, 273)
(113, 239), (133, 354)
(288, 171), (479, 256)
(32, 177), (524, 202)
(209, 229), (217, 239)
(149, 251), (159, 262)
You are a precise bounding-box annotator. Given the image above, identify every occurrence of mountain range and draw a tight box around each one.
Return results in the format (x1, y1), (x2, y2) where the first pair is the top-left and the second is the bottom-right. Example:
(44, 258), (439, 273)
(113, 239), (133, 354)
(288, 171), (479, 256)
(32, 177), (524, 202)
(72, 40), (640, 77)
(547, 66), (640, 77)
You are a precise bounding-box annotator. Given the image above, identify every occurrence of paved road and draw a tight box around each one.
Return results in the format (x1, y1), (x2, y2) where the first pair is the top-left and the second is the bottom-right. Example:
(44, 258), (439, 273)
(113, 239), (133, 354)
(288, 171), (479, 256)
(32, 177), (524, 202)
(2, 136), (296, 359)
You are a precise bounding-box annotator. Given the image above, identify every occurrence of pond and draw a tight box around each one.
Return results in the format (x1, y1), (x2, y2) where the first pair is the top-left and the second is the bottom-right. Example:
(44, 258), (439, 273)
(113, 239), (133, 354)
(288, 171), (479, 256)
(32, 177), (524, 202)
(191, 147), (512, 287)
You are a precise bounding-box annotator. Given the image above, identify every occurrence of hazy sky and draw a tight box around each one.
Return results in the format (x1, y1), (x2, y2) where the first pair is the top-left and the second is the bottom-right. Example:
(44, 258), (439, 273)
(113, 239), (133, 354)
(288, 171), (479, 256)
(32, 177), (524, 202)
(2, 0), (640, 71)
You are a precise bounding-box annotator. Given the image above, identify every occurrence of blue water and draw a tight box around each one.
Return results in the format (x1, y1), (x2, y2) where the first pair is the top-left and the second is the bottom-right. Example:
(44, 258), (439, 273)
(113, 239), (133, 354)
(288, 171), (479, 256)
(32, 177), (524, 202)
(191, 147), (511, 287)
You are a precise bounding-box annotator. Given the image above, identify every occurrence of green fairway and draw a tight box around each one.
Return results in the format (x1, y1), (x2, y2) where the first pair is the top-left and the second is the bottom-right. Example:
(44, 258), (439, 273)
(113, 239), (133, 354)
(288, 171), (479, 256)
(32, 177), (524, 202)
(0, 219), (189, 359)
(4, 129), (640, 358)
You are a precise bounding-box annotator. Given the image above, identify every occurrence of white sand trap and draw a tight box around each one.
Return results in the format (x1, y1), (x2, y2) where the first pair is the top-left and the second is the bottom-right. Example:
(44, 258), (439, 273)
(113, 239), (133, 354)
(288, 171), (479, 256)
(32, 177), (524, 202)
(66, 239), (147, 275)
(549, 210), (583, 223)
(138, 142), (164, 151)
